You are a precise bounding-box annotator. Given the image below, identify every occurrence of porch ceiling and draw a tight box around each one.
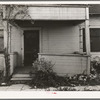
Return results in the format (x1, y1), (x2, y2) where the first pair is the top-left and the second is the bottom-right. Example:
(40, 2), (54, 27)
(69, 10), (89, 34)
(14, 20), (84, 28)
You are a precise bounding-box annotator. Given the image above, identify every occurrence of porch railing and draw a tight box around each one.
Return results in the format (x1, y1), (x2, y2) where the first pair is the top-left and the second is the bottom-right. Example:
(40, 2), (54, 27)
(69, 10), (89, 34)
(38, 53), (89, 76)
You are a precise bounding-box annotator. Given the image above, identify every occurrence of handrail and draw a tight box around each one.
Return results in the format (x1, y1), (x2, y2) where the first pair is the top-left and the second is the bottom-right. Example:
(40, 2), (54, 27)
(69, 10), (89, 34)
(38, 53), (89, 57)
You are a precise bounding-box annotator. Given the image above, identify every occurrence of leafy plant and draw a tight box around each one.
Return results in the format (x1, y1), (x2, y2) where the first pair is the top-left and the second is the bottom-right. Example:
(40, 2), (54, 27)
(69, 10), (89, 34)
(30, 58), (70, 88)
(91, 59), (100, 74)
(32, 58), (55, 73)
(0, 70), (5, 84)
(56, 87), (77, 91)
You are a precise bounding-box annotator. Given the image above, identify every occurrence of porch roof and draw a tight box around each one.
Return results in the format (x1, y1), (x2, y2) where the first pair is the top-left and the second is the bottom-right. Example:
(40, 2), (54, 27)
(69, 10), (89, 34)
(13, 20), (84, 28)
(4, 4), (88, 20)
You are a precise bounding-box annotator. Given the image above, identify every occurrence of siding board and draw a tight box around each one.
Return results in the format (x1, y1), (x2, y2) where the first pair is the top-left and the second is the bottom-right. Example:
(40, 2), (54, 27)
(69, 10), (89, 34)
(10, 26), (23, 66)
(42, 25), (80, 54)
(39, 54), (87, 76)
(10, 6), (86, 20)
(28, 7), (86, 20)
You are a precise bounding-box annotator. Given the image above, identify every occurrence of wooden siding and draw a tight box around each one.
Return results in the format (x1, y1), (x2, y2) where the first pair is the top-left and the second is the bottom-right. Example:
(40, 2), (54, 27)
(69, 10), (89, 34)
(91, 52), (100, 60)
(90, 16), (100, 26)
(28, 7), (86, 20)
(7, 6), (86, 20)
(39, 54), (88, 76)
(10, 25), (23, 66)
(41, 24), (80, 54)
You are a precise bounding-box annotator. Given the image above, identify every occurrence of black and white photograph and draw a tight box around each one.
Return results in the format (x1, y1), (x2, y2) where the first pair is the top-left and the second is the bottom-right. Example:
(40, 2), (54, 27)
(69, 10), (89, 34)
(0, 1), (100, 98)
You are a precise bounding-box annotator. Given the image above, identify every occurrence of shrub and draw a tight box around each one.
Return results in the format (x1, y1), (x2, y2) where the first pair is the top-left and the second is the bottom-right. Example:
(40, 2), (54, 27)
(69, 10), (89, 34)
(0, 70), (5, 85)
(32, 58), (54, 73)
(68, 73), (100, 86)
(91, 59), (100, 74)
(30, 58), (55, 88)
(30, 58), (70, 88)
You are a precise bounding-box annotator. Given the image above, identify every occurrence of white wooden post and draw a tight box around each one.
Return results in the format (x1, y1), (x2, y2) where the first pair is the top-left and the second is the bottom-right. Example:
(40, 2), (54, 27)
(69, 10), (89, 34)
(85, 7), (91, 74)
(3, 21), (7, 76)
(3, 21), (7, 49)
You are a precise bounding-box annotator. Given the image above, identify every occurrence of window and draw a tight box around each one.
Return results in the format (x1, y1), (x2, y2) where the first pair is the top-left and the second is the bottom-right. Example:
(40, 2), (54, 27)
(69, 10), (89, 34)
(90, 28), (100, 52)
(83, 28), (86, 52)
(0, 29), (4, 53)
(83, 28), (100, 52)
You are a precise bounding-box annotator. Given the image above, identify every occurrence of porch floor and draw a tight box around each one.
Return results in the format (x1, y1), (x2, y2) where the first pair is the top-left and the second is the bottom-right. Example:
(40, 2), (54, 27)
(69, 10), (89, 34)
(14, 66), (33, 74)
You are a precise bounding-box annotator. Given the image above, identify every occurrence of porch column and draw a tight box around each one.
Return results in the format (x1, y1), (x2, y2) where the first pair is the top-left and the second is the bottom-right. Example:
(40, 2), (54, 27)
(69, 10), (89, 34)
(3, 21), (7, 76)
(85, 7), (90, 74)
(3, 6), (11, 53)
(3, 20), (11, 77)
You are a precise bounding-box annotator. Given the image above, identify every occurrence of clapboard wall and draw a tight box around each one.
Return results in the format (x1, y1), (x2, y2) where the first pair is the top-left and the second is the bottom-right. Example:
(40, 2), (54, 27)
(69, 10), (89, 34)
(90, 16), (100, 26)
(39, 54), (88, 76)
(10, 25), (23, 66)
(7, 6), (86, 20)
(28, 7), (86, 20)
(38, 21), (88, 75)
(40, 22), (80, 54)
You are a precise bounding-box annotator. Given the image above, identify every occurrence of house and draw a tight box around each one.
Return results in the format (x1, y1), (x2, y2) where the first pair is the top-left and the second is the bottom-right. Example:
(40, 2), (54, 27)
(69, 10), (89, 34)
(0, 4), (99, 80)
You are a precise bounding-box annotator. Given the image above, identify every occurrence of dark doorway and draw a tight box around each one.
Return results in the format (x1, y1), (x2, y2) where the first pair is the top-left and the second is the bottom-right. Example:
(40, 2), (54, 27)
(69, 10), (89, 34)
(24, 30), (39, 66)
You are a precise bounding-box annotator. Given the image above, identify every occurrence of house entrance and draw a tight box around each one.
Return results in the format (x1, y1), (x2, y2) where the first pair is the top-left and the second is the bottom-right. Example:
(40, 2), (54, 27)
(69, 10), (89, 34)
(24, 30), (39, 66)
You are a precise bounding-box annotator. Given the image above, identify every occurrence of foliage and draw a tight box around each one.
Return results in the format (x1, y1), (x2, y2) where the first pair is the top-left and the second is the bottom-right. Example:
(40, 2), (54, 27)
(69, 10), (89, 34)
(91, 57), (100, 74)
(32, 58), (55, 73)
(68, 73), (100, 86)
(30, 58), (70, 88)
(56, 87), (77, 91)
(0, 70), (5, 84)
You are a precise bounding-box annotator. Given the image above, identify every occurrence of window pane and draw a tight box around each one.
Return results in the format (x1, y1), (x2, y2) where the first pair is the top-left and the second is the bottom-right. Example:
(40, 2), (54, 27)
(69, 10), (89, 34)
(83, 28), (100, 52)
(83, 28), (86, 52)
(90, 28), (100, 52)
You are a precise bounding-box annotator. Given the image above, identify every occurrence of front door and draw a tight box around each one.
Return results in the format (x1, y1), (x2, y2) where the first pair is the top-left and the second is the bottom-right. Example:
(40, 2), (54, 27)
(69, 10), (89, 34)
(24, 30), (39, 66)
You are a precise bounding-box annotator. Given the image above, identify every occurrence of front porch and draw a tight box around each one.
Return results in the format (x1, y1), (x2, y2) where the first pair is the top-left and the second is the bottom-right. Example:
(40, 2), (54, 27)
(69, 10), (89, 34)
(8, 20), (90, 75)
(2, 4), (91, 78)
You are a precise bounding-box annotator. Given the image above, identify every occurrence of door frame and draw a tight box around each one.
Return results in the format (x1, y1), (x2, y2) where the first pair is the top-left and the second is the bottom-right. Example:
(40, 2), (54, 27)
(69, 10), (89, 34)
(22, 27), (42, 66)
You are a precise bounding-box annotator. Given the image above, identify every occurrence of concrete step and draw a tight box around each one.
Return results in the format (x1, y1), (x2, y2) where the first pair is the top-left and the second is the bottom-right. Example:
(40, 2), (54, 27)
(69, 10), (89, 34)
(11, 77), (32, 81)
(12, 74), (31, 78)
(10, 73), (32, 82)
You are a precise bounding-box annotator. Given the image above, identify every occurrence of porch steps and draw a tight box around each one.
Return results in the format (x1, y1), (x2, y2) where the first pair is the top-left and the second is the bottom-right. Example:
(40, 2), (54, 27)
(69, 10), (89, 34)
(10, 74), (32, 84)
(11, 77), (32, 81)
(12, 74), (31, 78)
